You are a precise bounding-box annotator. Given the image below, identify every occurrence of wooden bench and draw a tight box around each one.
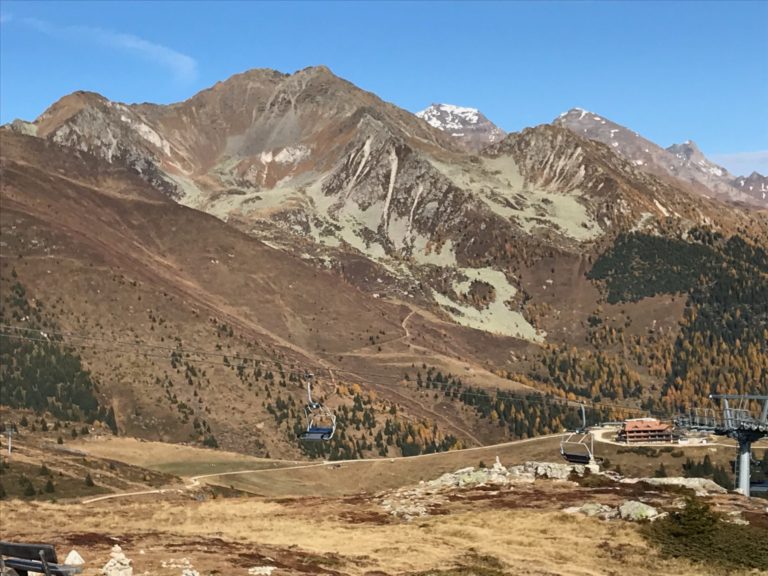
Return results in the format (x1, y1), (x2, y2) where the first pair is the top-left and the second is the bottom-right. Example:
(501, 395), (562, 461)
(0, 542), (82, 576)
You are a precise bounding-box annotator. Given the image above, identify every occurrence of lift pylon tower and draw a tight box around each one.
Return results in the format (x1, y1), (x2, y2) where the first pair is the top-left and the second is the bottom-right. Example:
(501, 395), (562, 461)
(3, 423), (14, 457)
(679, 395), (768, 497)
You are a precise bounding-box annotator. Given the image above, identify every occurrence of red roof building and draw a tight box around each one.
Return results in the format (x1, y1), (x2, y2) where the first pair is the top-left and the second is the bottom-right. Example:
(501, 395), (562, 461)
(617, 418), (674, 444)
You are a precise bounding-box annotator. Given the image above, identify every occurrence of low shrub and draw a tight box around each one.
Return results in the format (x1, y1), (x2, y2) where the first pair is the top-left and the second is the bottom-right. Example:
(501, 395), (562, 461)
(642, 497), (768, 571)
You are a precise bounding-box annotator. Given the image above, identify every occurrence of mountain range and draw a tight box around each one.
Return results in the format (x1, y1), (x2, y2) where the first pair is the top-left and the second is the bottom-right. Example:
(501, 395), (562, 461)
(554, 107), (766, 207)
(2, 65), (766, 459)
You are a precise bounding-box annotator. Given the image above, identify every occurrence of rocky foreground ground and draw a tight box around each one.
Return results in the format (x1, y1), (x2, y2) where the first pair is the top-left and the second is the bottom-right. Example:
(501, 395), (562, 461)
(1, 460), (766, 576)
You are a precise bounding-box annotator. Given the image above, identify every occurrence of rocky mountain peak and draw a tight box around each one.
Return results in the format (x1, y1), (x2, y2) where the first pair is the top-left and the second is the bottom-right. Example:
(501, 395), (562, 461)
(33, 91), (111, 137)
(416, 103), (505, 152)
(486, 123), (651, 199)
(556, 107), (597, 121)
(666, 140), (729, 178)
(555, 109), (764, 208)
(732, 171), (768, 202)
(418, 103), (482, 128)
(666, 140), (702, 161)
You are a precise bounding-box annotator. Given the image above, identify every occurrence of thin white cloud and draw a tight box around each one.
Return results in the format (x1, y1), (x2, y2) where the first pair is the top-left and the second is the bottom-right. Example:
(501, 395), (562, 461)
(18, 16), (197, 82)
(82, 28), (197, 82)
(709, 150), (768, 177)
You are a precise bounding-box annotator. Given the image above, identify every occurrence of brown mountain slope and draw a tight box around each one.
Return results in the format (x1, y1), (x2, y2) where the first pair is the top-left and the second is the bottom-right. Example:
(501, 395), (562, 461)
(24, 67), (458, 202)
(4, 68), (767, 457)
(1, 132), (543, 456)
(9, 68), (761, 347)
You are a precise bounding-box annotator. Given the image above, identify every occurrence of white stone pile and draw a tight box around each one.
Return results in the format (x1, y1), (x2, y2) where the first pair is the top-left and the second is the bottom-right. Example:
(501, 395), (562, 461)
(248, 567), (277, 575)
(102, 545), (132, 576)
(161, 558), (199, 575)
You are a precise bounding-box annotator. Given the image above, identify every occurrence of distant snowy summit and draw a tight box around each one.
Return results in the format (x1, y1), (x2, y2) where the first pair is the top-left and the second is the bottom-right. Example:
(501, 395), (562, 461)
(416, 103), (505, 152)
(666, 140), (725, 178)
(554, 108), (766, 208)
(733, 171), (768, 201)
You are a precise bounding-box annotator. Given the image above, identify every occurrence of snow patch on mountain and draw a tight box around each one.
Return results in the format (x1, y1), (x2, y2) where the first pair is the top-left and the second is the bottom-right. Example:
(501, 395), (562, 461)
(416, 103), (505, 152)
(555, 109), (766, 208)
(417, 104), (481, 130)
(259, 145), (311, 165)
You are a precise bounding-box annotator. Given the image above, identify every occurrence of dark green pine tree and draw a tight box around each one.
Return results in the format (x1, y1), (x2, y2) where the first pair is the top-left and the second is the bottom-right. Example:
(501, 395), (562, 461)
(712, 465), (732, 490)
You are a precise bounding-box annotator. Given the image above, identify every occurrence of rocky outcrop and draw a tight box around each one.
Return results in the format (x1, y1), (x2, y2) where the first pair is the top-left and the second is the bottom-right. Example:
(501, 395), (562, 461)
(620, 477), (728, 497)
(564, 500), (666, 522)
(520, 460), (598, 480)
(376, 459), (735, 526)
(562, 502), (618, 520)
(618, 500), (664, 521)
(427, 458), (593, 489)
(379, 458), (598, 520)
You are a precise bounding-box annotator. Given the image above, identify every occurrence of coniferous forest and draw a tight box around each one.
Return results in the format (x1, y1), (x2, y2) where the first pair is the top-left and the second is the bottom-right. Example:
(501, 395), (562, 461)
(587, 230), (767, 410)
(0, 277), (117, 430)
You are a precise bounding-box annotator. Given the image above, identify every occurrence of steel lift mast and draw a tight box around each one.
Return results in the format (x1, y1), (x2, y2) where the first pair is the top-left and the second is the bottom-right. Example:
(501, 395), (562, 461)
(678, 394), (768, 497)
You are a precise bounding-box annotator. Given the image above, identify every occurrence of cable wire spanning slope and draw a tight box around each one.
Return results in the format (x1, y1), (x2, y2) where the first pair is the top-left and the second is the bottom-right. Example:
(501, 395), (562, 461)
(0, 324), (669, 419)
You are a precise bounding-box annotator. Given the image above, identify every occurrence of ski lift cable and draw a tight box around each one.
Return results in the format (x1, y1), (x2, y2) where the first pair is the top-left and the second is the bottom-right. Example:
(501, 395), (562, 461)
(0, 330), (665, 419)
(0, 331), (256, 372)
(0, 323), (289, 367)
(0, 324), (676, 410)
(0, 328), (669, 420)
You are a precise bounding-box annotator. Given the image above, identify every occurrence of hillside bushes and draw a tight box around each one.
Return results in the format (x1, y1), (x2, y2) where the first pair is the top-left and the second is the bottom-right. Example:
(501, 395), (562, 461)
(642, 497), (768, 571)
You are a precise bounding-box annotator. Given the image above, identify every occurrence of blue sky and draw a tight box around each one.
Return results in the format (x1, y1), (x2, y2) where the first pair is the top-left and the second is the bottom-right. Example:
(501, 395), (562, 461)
(1, 1), (766, 174)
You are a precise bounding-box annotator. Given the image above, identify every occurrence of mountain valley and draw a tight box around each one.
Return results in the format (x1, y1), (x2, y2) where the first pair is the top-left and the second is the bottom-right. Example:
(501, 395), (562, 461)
(1, 65), (767, 463)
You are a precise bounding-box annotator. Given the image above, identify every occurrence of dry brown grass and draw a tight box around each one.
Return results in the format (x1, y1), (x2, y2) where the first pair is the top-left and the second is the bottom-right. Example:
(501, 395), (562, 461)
(202, 436), (564, 497)
(70, 436), (299, 476)
(68, 433), (767, 499)
(0, 494), (717, 576)
(3, 432), (765, 575)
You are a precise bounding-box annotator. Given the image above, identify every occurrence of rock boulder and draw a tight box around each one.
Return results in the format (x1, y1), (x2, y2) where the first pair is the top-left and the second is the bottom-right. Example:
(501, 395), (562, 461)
(619, 500), (662, 521)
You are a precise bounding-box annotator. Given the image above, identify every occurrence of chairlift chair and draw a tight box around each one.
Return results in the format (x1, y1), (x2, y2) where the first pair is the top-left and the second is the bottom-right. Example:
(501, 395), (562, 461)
(298, 372), (337, 442)
(560, 403), (595, 465)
